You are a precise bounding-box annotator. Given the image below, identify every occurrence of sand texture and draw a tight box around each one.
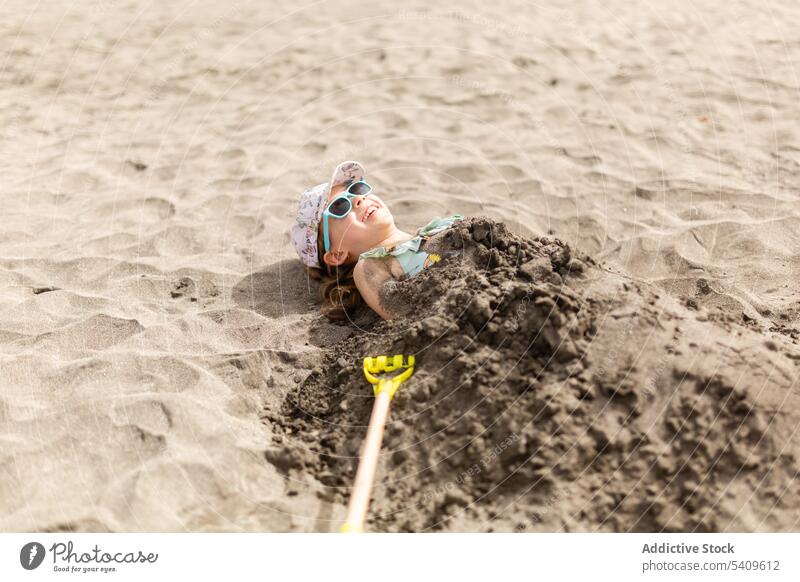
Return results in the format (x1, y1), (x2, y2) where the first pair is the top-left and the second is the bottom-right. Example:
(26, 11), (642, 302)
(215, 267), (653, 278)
(1, 1), (798, 532)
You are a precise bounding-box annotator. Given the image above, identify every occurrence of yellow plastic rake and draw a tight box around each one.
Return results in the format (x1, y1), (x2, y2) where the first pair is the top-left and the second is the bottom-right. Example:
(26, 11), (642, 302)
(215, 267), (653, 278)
(340, 354), (415, 533)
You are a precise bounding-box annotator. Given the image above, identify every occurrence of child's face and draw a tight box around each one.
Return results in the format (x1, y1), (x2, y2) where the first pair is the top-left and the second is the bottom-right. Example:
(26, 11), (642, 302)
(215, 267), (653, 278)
(322, 183), (394, 266)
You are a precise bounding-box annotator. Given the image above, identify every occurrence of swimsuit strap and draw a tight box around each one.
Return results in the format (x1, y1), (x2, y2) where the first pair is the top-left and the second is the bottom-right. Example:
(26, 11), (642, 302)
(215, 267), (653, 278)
(417, 214), (464, 238)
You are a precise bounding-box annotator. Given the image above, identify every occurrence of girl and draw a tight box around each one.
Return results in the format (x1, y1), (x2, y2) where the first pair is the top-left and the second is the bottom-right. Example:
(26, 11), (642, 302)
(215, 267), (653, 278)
(292, 161), (463, 321)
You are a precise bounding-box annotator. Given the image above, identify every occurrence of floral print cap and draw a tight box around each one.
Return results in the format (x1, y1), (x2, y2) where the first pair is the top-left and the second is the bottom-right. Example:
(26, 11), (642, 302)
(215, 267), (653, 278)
(291, 161), (366, 268)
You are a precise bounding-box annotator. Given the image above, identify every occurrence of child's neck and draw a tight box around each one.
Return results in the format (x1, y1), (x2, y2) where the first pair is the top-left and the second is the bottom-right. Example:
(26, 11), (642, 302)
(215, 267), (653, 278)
(373, 226), (415, 249)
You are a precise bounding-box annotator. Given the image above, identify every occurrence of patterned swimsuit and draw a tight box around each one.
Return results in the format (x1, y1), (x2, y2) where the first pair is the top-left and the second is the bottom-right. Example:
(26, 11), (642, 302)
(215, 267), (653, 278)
(359, 214), (464, 278)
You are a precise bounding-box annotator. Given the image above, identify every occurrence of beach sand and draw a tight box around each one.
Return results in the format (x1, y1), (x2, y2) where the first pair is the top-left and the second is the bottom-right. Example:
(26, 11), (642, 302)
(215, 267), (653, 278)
(0, 0), (798, 532)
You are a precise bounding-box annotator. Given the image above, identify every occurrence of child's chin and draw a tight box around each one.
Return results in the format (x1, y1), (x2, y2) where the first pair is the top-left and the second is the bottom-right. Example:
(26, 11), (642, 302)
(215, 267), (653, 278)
(375, 209), (394, 225)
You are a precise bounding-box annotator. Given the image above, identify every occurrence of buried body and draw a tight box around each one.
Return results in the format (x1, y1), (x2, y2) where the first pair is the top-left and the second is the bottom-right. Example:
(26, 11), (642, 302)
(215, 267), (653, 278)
(264, 217), (800, 532)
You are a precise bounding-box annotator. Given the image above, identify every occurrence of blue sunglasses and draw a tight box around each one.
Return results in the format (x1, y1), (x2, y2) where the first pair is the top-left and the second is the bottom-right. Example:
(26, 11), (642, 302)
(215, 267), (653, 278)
(322, 180), (373, 253)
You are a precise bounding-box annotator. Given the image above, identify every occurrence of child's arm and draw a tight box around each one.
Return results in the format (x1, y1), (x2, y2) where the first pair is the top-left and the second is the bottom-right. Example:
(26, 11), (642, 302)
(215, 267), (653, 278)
(353, 258), (397, 320)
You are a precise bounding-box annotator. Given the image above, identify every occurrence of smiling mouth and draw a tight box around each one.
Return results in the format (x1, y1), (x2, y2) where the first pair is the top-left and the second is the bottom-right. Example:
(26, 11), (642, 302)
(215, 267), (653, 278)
(362, 205), (379, 222)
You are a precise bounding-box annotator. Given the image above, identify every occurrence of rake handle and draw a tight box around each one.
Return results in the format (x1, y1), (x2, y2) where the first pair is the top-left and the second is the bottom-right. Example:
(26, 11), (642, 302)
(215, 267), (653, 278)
(343, 389), (392, 532)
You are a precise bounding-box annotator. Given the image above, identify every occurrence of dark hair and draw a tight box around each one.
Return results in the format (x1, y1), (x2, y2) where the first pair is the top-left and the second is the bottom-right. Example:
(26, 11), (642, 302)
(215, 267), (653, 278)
(306, 224), (364, 321)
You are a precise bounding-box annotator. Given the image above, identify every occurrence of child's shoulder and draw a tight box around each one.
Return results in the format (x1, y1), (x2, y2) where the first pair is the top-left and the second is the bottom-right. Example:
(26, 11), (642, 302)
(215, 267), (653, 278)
(354, 254), (400, 291)
(356, 252), (404, 279)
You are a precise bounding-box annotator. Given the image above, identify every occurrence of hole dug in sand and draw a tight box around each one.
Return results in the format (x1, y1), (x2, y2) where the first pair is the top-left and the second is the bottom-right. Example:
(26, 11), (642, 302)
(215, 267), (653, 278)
(264, 217), (799, 532)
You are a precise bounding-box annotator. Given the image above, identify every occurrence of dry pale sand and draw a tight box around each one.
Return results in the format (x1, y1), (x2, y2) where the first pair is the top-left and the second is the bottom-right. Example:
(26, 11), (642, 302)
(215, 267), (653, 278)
(0, 0), (798, 532)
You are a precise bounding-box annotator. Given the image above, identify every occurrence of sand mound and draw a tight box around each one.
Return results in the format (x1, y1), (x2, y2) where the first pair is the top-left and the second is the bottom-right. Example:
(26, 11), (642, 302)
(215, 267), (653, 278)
(266, 217), (800, 532)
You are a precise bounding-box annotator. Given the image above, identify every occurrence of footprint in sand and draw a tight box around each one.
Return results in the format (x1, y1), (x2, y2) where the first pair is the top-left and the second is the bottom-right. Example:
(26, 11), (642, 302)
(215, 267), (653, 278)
(97, 197), (176, 221)
(111, 399), (173, 436)
(442, 164), (487, 183)
(171, 276), (197, 301)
